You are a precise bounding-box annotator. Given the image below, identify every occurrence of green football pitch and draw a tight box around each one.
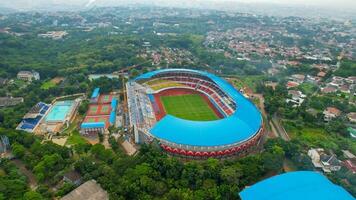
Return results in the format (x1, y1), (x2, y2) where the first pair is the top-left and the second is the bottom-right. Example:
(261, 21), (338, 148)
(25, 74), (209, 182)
(160, 94), (219, 121)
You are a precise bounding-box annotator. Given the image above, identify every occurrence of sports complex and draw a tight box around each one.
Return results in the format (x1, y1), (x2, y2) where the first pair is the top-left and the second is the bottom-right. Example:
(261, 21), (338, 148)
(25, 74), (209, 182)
(127, 69), (264, 158)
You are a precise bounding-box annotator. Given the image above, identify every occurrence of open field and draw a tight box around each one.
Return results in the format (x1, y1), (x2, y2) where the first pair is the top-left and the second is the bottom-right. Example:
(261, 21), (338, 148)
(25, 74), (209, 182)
(160, 94), (219, 121)
(66, 131), (88, 146)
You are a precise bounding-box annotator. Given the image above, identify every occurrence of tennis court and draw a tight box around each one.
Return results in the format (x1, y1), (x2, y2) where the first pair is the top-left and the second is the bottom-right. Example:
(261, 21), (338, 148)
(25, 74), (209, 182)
(88, 105), (99, 115)
(98, 94), (113, 104)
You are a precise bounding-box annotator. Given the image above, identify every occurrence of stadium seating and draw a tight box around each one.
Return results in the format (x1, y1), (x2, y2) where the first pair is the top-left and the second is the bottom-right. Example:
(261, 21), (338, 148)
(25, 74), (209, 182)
(145, 73), (237, 116)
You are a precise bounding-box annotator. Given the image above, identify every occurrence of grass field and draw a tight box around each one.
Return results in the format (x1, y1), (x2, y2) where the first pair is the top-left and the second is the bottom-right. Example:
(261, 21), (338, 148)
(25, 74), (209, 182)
(66, 131), (88, 146)
(160, 94), (219, 121)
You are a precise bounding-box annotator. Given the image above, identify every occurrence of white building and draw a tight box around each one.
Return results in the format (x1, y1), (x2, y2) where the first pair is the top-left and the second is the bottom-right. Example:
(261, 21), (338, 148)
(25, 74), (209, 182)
(308, 148), (341, 173)
(286, 90), (306, 107)
(17, 71), (40, 81)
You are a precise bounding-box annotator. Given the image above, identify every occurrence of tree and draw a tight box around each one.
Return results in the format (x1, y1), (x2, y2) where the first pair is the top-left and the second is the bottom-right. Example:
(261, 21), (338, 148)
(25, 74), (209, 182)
(23, 191), (44, 200)
(11, 143), (26, 158)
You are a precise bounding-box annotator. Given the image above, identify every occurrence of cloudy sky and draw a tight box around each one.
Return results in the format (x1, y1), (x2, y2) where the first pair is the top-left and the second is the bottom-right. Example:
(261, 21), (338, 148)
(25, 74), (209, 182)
(1, 0), (356, 12)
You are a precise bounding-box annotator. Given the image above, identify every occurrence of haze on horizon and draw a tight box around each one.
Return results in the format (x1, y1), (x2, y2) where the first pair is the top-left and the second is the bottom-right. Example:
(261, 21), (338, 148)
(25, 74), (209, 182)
(1, 0), (356, 13)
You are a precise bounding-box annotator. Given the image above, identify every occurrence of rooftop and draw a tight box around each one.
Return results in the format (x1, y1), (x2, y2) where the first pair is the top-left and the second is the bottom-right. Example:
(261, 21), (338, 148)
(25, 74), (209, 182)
(239, 171), (354, 200)
(60, 180), (108, 200)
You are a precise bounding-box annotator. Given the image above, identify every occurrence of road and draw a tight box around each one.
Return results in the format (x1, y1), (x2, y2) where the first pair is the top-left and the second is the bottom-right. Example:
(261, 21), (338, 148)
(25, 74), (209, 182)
(271, 115), (290, 141)
(11, 159), (38, 189)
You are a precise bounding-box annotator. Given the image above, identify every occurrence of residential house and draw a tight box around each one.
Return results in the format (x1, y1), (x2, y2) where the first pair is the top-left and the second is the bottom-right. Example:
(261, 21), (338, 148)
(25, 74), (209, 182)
(344, 159), (356, 174)
(286, 81), (299, 89)
(17, 71), (40, 81)
(286, 90), (306, 107)
(321, 86), (337, 93)
(347, 112), (356, 123)
(317, 71), (327, 78)
(0, 97), (24, 107)
(323, 107), (341, 121)
(291, 74), (305, 84)
(308, 148), (341, 173)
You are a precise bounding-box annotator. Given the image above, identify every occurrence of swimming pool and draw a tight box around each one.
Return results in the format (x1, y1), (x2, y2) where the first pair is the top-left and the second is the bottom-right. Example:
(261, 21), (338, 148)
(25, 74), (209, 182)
(45, 101), (74, 122)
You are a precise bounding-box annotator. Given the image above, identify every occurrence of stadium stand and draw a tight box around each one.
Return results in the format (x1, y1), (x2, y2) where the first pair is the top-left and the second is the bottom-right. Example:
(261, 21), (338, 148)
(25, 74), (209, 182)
(17, 102), (50, 133)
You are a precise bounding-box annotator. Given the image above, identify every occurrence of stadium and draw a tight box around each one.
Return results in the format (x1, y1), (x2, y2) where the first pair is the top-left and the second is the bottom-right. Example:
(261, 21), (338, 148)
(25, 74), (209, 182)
(127, 69), (264, 158)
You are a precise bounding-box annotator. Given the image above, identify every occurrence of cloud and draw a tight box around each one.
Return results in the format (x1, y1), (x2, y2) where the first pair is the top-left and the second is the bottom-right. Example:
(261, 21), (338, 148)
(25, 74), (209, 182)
(85, 0), (98, 7)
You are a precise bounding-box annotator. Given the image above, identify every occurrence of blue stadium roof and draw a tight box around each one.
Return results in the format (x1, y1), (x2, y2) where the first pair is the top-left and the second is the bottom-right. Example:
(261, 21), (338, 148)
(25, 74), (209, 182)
(91, 88), (100, 99)
(239, 171), (355, 200)
(134, 69), (263, 147)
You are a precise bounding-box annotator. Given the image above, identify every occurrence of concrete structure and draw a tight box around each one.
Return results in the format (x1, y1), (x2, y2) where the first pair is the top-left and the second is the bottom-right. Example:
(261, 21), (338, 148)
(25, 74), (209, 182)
(17, 71), (40, 81)
(128, 69), (263, 158)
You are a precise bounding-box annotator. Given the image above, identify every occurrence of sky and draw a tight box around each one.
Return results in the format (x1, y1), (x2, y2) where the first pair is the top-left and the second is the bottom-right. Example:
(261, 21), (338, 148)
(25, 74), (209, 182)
(1, 0), (356, 12)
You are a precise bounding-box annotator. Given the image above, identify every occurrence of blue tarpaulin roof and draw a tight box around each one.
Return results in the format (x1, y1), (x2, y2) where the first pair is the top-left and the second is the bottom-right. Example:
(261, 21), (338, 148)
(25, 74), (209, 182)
(239, 171), (355, 200)
(91, 88), (100, 99)
(134, 69), (263, 146)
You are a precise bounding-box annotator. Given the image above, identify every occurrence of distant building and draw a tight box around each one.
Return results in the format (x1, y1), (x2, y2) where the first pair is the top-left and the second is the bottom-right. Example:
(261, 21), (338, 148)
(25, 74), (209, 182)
(342, 150), (356, 159)
(346, 112), (356, 123)
(308, 148), (341, 173)
(38, 31), (68, 40)
(88, 74), (119, 81)
(323, 107), (341, 121)
(290, 74), (305, 83)
(317, 71), (327, 78)
(0, 135), (10, 155)
(286, 81), (299, 89)
(344, 159), (356, 174)
(345, 76), (356, 84)
(60, 180), (109, 200)
(0, 78), (7, 85)
(17, 71), (40, 81)
(0, 97), (24, 107)
(63, 171), (82, 186)
(321, 86), (337, 93)
(286, 90), (306, 107)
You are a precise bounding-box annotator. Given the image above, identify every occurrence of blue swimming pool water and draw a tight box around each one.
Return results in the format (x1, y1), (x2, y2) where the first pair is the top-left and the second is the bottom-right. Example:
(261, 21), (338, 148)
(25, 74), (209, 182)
(45, 101), (74, 122)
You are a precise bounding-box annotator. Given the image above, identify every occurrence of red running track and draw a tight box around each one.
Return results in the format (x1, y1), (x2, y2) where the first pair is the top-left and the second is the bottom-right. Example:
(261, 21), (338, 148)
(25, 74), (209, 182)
(152, 88), (224, 121)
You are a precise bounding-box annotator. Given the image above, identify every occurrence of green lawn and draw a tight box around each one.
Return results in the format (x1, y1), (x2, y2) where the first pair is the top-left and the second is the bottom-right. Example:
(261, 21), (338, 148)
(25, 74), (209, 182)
(161, 94), (219, 121)
(41, 80), (56, 90)
(66, 131), (88, 146)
